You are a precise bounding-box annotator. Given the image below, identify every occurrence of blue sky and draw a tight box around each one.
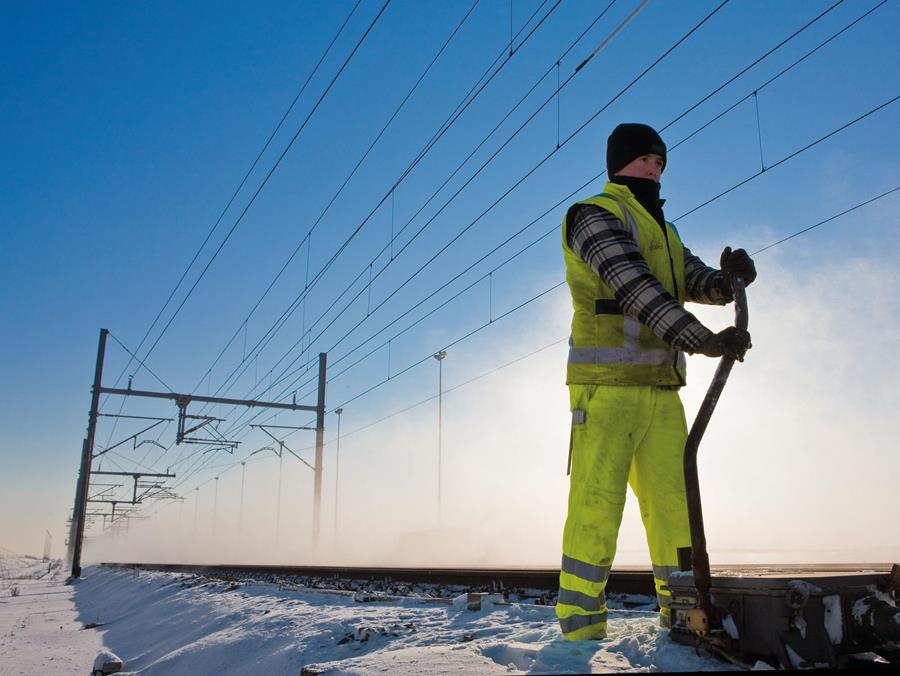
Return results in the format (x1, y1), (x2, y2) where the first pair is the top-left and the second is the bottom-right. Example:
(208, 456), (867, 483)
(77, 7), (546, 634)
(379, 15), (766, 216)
(2, 0), (898, 564)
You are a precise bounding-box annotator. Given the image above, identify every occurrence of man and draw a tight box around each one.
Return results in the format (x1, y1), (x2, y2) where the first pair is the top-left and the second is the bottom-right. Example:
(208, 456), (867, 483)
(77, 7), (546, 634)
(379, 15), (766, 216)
(556, 123), (755, 640)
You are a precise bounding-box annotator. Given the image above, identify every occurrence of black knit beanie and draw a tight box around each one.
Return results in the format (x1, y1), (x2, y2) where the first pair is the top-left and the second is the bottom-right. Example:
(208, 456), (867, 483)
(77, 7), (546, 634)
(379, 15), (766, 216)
(606, 123), (667, 176)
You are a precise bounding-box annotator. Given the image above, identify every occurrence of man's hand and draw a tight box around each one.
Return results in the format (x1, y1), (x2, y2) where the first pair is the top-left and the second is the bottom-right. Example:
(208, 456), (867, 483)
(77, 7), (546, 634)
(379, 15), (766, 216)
(696, 327), (752, 362)
(720, 246), (757, 288)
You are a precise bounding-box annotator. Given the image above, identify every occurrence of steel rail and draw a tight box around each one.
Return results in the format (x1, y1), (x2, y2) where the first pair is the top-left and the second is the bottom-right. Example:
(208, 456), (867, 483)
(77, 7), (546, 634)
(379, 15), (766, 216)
(98, 562), (893, 599)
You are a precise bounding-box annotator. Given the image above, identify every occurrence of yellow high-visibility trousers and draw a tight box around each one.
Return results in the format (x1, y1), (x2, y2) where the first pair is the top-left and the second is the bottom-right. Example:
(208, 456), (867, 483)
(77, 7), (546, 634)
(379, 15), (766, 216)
(556, 384), (691, 640)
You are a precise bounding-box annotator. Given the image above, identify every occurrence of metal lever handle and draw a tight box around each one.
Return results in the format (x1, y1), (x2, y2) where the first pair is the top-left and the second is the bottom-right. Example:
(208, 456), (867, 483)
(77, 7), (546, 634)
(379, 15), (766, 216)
(682, 272), (750, 628)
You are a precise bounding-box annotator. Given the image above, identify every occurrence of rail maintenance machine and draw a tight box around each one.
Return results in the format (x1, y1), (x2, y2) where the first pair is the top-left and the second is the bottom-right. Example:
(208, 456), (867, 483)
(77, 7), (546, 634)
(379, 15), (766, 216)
(665, 275), (900, 670)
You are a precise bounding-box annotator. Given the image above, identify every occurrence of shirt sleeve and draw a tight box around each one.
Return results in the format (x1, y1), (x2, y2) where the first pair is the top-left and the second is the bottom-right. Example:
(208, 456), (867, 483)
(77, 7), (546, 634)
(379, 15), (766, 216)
(567, 203), (713, 354)
(683, 246), (732, 305)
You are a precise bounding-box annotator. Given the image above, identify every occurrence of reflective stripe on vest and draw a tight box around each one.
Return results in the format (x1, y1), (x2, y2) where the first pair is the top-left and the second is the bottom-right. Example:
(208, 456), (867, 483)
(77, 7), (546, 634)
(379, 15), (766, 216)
(562, 184), (687, 386)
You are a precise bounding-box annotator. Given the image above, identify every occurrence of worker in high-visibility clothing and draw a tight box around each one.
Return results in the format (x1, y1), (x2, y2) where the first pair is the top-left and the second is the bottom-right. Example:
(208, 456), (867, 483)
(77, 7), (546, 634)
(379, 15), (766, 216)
(556, 123), (755, 640)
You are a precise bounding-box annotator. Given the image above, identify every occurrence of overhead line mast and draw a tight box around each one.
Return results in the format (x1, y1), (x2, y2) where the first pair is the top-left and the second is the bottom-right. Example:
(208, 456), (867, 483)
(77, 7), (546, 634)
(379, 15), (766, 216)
(68, 328), (329, 578)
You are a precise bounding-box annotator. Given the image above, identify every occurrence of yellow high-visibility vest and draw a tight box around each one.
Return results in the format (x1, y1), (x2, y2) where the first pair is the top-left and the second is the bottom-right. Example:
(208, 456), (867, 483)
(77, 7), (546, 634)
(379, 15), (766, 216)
(561, 182), (687, 385)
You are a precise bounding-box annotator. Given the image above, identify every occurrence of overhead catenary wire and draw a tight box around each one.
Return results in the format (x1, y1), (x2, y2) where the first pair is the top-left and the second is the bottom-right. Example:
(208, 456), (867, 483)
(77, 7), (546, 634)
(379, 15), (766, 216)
(276, 172), (599, 397)
(188, 0), (483, 395)
(208, 0), (730, 428)
(148, 330), (572, 502)
(752, 185), (900, 255)
(131, 0), (393, 372)
(292, 0), (892, 398)
(123, 161), (899, 521)
(158, 1), (566, 480)
(289, 1), (621, 350)
(671, 93), (899, 222)
(293, 179), (900, 439)
(659, 0), (847, 133)
(260, 0), (876, 406)
(121, 1), (892, 502)
(106, 331), (174, 394)
(230, 1), (622, 400)
(177, 0), (731, 464)
(217, 90), (900, 459)
(574, 0), (648, 72)
(190, 0), (563, 403)
(165, 0), (712, 472)
(148, 0), (884, 492)
(666, 0), (888, 151)
(97, 330), (175, 453)
(100, 0), (363, 408)
(163, 177), (900, 495)
(228, 0), (880, 421)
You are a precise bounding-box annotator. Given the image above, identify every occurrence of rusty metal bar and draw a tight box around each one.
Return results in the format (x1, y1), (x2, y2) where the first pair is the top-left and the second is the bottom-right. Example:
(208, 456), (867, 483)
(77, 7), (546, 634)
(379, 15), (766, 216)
(683, 276), (748, 626)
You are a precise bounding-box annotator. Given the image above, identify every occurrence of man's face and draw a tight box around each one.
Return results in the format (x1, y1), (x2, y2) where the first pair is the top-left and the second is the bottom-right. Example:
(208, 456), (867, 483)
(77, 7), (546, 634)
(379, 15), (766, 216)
(614, 153), (664, 183)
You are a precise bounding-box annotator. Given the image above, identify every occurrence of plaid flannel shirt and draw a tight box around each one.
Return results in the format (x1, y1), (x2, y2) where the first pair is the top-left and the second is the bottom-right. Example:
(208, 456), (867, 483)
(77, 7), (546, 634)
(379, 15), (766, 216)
(567, 203), (732, 354)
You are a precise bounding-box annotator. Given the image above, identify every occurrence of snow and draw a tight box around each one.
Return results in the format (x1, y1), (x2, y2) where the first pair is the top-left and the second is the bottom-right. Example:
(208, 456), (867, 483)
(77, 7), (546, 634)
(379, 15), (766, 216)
(0, 560), (103, 675)
(721, 613), (740, 640)
(750, 660), (776, 671)
(0, 557), (749, 673)
(822, 594), (844, 645)
(92, 649), (123, 671)
(784, 644), (805, 669)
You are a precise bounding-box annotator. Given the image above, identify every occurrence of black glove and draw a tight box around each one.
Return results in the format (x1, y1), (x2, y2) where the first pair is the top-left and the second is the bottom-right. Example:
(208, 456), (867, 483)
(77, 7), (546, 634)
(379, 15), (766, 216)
(720, 246), (757, 290)
(696, 326), (752, 362)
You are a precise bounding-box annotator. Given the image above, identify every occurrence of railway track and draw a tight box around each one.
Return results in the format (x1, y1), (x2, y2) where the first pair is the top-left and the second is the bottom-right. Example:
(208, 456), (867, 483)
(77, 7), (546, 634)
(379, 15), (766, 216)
(101, 562), (651, 599)
(99, 562), (891, 602)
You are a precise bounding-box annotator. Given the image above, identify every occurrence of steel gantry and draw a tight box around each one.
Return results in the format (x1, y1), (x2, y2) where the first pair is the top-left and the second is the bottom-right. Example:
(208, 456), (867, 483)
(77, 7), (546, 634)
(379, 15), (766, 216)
(68, 328), (328, 578)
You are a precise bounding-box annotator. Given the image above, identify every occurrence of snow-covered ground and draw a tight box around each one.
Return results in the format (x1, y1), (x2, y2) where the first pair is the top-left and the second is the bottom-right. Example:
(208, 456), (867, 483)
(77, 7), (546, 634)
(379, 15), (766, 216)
(0, 557), (103, 675)
(1, 559), (742, 674)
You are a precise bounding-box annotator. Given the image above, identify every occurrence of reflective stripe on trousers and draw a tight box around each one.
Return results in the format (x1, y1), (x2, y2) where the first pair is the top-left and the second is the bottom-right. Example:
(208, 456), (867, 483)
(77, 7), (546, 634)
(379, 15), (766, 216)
(561, 554), (610, 584)
(558, 587), (607, 613)
(557, 384), (691, 635)
(558, 610), (609, 635)
(652, 564), (679, 610)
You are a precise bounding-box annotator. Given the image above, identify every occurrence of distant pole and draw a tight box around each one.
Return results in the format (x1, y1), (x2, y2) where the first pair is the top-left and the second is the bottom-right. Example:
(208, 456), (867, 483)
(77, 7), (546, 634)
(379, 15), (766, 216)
(193, 487), (199, 534)
(65, 440), (87, 570)
(433, 350), (447, 527)
(71, 328), (108, 579)
(276, 449), (283, 546)
(333, 407), (343, 543)
(212, 477), (219, 538)
(238, 461), (246, 542)
(313, 353), (327, 548)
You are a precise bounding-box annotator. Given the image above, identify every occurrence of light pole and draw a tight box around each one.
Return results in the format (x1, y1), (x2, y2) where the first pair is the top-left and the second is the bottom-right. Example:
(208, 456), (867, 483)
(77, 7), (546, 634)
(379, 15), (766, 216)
(333, 407), (343, 543)
(238, 461), (246, 542)
(192, 487), (199, 535)
(433, 350), (447, 527)
(212, 477), (219, 538)
(275, 448), (283, 546)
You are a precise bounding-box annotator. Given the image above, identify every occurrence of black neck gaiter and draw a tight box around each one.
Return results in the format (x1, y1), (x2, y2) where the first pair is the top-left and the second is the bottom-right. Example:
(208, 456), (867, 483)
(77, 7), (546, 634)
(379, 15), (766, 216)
(610, 175), (665, 226)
